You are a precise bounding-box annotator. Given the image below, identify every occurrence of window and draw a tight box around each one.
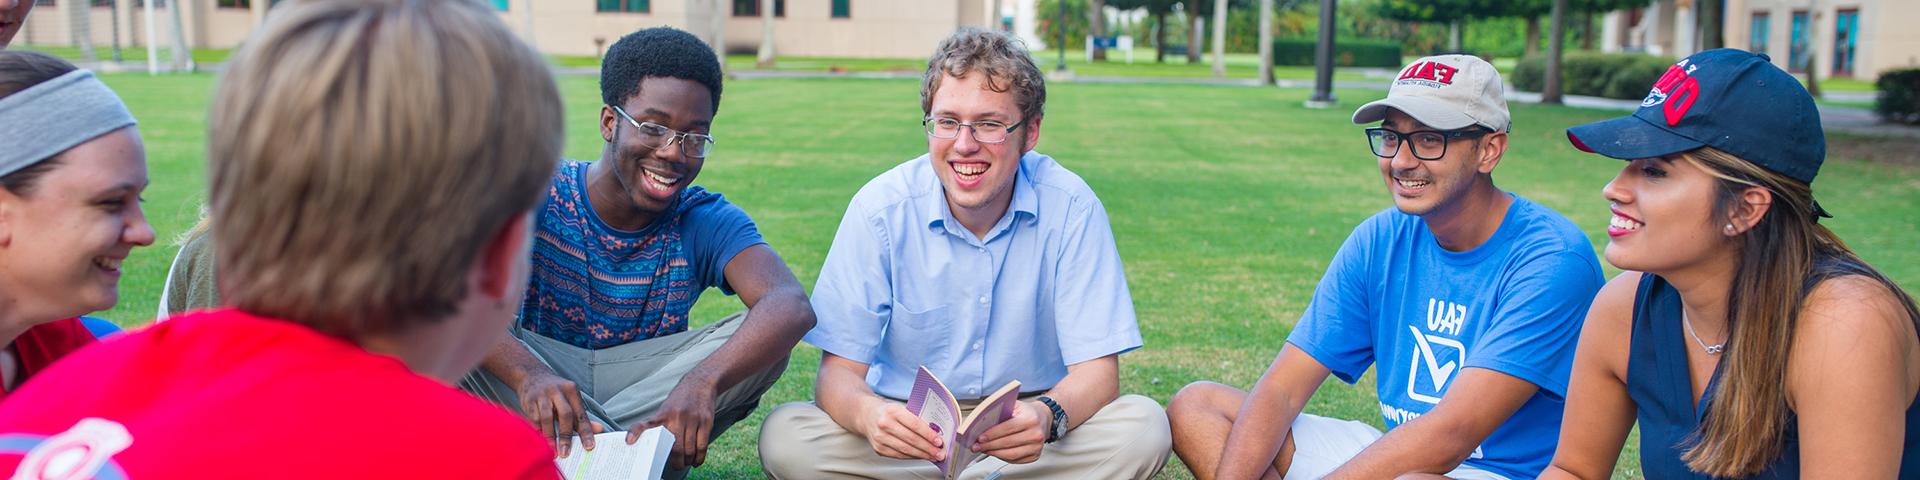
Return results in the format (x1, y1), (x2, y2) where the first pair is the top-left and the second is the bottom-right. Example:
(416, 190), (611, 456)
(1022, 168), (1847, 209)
(733, 0), (785, 17)
(596, 0), (648, 13)
(831, 0), (849, 18)
(31, 0), (54, 6)
(1749, 12), (1769, 55)
(216, 0), (249, 8)
(90, 0), (113, 7)
(1788, 10), (1809, 72)
(1833, 9), (1858, 77)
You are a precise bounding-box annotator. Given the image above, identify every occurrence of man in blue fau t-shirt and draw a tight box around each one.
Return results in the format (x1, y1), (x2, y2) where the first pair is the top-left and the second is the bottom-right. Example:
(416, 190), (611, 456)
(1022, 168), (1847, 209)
(1166, 55), (1604, 479)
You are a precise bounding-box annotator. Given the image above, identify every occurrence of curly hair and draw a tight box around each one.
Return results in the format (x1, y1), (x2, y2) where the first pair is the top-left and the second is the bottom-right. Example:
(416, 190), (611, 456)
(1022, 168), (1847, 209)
(921, 28), (1046, 125)
(600, 27), (723, 112)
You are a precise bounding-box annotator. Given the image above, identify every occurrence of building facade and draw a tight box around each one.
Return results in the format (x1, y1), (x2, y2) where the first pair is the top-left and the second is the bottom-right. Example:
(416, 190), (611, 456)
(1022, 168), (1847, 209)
(19, 0), (1002, 60)
(1600, 0), (1918, 80)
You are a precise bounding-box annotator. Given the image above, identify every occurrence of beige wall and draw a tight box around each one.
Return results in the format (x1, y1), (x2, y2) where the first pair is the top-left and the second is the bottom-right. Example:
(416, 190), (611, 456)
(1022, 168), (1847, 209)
(508, 0), (987, 59)
(1729, 0), (1918, 79)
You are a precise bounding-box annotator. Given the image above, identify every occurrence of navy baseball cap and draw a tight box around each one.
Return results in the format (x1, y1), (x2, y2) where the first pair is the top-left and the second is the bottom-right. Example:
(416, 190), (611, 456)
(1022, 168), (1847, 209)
(1566, 48), (1825, 185)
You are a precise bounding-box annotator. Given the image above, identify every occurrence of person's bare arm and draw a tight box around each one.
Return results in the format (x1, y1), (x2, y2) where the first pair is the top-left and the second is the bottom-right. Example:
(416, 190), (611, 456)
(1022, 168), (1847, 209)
(816, 351), (946, 461)
(1540, 272), (1642, 480)
(1213, 345), (1334, 480)
(1324, 368), (1538, 479)
(629, 244), (816, 469)
(1789, 275), (1919, 478)
(971, 354), (1122, 464)
(480, 334), (599, 458)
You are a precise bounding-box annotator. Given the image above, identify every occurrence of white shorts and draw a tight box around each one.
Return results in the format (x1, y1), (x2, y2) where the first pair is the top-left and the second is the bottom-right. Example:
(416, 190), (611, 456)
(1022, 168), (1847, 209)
(1281, 413), (1512, 480)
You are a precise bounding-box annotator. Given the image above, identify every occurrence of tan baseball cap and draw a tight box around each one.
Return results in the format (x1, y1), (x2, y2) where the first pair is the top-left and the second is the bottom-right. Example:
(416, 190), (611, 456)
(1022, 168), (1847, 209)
(1352, 54), (1510, 132)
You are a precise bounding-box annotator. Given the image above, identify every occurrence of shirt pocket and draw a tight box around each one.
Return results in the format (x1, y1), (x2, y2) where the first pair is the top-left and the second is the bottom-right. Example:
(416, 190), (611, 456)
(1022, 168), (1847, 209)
(884, 302), (951, 369)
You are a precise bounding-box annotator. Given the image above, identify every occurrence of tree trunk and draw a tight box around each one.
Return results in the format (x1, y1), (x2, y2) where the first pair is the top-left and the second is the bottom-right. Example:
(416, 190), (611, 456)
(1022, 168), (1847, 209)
(1526, 16), (1541, 57)
(1698, 0), (1722, 49)
(1583, 9), (1596, 50)
(1544, 0), (1568, 104)
(1211, 0), (1227, 77)
(1089, 0), (1108, 61)
(708, 0), (726, 69)
(1155, 11), (1168, 63)
(167, 0), (190, 71)
(1259, 0), (1274, 85)
(756, 0), (775, 68)
(1186, 0), (1202, 64)
(1448, 19), (1462, 52)
(67, 0), (97, 61)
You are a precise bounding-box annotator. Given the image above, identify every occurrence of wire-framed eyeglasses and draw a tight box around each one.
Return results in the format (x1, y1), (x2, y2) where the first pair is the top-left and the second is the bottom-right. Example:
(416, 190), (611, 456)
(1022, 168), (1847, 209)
(924, 116), (1025, 144)
(613, 105), (716, 159)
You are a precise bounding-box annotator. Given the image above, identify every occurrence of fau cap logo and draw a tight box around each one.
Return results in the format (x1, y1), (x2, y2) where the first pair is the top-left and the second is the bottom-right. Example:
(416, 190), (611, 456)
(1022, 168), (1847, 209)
(1395, 60), (1459, 88)
(1642, 58), (1703, 126)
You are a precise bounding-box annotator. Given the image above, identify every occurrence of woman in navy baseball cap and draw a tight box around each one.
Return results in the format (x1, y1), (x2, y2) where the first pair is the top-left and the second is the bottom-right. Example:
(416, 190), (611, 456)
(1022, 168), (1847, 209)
(1542, 48), (1920, 479)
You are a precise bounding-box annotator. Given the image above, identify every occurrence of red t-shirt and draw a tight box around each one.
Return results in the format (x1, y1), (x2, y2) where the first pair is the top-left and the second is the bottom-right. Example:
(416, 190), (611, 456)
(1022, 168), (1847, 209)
(0, 309), (560, 480)
(1, 317), (94, 399)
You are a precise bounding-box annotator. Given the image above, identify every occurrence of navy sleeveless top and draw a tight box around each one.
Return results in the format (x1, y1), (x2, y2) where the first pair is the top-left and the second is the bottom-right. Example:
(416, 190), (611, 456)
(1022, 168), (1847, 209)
(1627, 272), (1920, 479)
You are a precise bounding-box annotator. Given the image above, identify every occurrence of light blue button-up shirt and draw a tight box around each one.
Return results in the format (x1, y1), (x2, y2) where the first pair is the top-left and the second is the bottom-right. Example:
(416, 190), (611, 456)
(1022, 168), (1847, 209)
(806, 151), (1142, 400)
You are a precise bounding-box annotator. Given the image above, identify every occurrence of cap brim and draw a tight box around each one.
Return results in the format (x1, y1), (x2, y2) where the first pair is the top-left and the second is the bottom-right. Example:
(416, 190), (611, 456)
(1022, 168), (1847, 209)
(1566, 114), (1706, 161)
(1351, 96), (1478, 130)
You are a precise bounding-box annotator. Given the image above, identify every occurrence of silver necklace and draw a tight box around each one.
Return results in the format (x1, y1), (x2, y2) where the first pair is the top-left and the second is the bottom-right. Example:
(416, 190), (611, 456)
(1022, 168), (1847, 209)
(1683, 310), (1725, 355)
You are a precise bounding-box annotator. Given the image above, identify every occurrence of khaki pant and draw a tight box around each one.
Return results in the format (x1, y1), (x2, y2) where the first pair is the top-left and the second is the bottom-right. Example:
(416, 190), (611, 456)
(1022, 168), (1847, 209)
(461, 311), (786, 480)
(758, 394), (1171, 479)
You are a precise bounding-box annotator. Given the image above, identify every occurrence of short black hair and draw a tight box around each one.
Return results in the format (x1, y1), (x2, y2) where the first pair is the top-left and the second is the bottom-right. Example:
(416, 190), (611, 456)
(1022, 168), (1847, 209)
(600, 27), (723, 113)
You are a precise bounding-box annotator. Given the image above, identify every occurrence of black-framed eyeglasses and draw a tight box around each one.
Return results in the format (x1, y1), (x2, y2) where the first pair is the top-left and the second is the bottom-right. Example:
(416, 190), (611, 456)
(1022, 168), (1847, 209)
(1365, 127), (1493, 161)
(924, 116), (1025, 144)
(613, 105), (716, 159)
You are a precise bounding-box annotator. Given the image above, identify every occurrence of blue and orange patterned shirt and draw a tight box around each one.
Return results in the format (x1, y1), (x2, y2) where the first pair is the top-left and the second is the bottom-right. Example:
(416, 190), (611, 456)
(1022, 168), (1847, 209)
(519, 161), (765, 350)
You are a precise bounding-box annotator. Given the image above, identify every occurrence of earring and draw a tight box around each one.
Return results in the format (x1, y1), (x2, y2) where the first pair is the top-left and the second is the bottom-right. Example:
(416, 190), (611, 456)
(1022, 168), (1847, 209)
(1724, 223), (1736, 234)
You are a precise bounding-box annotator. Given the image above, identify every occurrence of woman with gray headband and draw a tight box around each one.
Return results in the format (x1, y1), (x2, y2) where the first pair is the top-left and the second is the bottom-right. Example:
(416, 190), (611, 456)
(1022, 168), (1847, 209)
(0, 51), (156, 399)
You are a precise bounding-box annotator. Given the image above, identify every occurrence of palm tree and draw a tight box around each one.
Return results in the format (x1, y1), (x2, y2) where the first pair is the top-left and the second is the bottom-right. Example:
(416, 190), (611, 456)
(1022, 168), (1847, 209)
(1210, 0), (1226, 77)
(756, 0), (774, 68)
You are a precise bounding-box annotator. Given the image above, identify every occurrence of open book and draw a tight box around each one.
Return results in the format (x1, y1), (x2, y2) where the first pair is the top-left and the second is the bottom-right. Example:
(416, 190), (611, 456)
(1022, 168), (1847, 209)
(905, 365), (1023, 480)
(554, 426), (675, 480)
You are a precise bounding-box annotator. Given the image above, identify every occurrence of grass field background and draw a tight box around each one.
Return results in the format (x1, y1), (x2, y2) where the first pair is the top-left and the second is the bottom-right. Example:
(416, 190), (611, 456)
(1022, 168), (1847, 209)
(89, 73), (1919, 479)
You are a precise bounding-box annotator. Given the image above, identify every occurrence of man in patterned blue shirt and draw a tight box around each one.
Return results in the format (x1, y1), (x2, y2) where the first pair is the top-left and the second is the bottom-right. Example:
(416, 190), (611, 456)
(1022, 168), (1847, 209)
(757, 28), (1171, 479)
(458, 28), (815, 480)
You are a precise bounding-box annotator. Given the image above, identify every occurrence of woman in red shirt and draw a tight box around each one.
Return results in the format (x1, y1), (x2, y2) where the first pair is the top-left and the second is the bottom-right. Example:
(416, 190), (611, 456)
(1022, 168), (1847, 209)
(0, 51), (155, 398)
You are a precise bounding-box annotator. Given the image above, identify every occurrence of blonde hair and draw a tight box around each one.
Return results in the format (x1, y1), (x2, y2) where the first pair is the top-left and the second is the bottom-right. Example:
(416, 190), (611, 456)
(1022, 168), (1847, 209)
(207, 0), (562, 338)
(1677, 147), (1920, 476)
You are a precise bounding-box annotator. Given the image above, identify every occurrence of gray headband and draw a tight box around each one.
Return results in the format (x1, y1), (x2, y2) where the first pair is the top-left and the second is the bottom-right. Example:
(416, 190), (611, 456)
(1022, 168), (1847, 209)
(0, 70), (138, 178)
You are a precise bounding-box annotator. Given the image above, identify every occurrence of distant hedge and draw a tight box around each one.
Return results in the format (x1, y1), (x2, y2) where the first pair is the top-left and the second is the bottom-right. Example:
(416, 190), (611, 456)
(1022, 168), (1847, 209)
(1272, 38), (1403, 68)
(1512, 52), (1675, 100)
(1875, 68), (1920, 124)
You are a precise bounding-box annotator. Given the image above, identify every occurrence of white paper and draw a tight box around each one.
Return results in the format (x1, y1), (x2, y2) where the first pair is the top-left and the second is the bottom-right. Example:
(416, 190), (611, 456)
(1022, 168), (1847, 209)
(554, 427), (675, 480)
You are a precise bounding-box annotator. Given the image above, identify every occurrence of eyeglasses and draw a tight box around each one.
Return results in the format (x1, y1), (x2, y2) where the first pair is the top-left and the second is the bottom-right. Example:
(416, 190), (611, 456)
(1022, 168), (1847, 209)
(612, 105), (716, 159)
(924, 116), (1025, 144)
(1365, 127), (1493, 161)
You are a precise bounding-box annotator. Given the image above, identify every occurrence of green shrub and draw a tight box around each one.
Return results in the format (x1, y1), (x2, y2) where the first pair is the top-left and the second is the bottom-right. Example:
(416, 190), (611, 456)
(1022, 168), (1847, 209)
(1875, 68), (1920, 124)
(1272, 37), (1403, 67)
(1512, 52), (1675, 101)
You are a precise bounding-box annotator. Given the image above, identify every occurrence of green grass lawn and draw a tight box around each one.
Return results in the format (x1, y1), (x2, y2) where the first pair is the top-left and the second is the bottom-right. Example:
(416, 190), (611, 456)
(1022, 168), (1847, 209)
(89, 74), (1918, 479)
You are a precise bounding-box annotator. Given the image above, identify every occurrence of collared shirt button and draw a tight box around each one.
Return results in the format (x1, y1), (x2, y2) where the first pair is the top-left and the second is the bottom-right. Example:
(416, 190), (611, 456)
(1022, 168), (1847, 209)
(978, 296), (989, 305)
(973, 341), (983, 350)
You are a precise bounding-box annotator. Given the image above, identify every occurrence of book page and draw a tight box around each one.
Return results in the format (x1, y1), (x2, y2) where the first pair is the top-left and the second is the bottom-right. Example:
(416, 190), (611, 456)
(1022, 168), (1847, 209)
(947, 380), (1022, 479)
(553, 428), (676, 480)
(906, 366), (961, 477)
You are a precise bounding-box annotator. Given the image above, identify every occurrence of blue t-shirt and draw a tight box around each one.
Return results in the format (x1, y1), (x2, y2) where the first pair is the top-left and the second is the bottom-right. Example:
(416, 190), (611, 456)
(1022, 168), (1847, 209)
(518, 161), (765, 350)
(1285, 194), (1604, 478)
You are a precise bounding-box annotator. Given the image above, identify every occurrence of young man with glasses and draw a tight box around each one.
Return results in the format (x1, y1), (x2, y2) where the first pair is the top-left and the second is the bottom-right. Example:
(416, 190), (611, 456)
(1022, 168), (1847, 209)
(459, 27), (815, 480)
(757, 28), (1172, 479)
(1165, 55), (1604, 480)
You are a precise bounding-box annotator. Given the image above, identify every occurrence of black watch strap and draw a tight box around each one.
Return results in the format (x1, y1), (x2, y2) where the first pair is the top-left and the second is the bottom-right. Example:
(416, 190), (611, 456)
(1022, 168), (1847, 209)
(1037, 396), (1068, 443)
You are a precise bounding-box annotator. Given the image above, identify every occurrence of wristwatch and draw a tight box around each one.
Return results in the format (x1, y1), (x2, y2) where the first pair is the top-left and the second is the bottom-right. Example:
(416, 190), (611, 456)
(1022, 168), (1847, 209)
(1036, 396), (1068, 443)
